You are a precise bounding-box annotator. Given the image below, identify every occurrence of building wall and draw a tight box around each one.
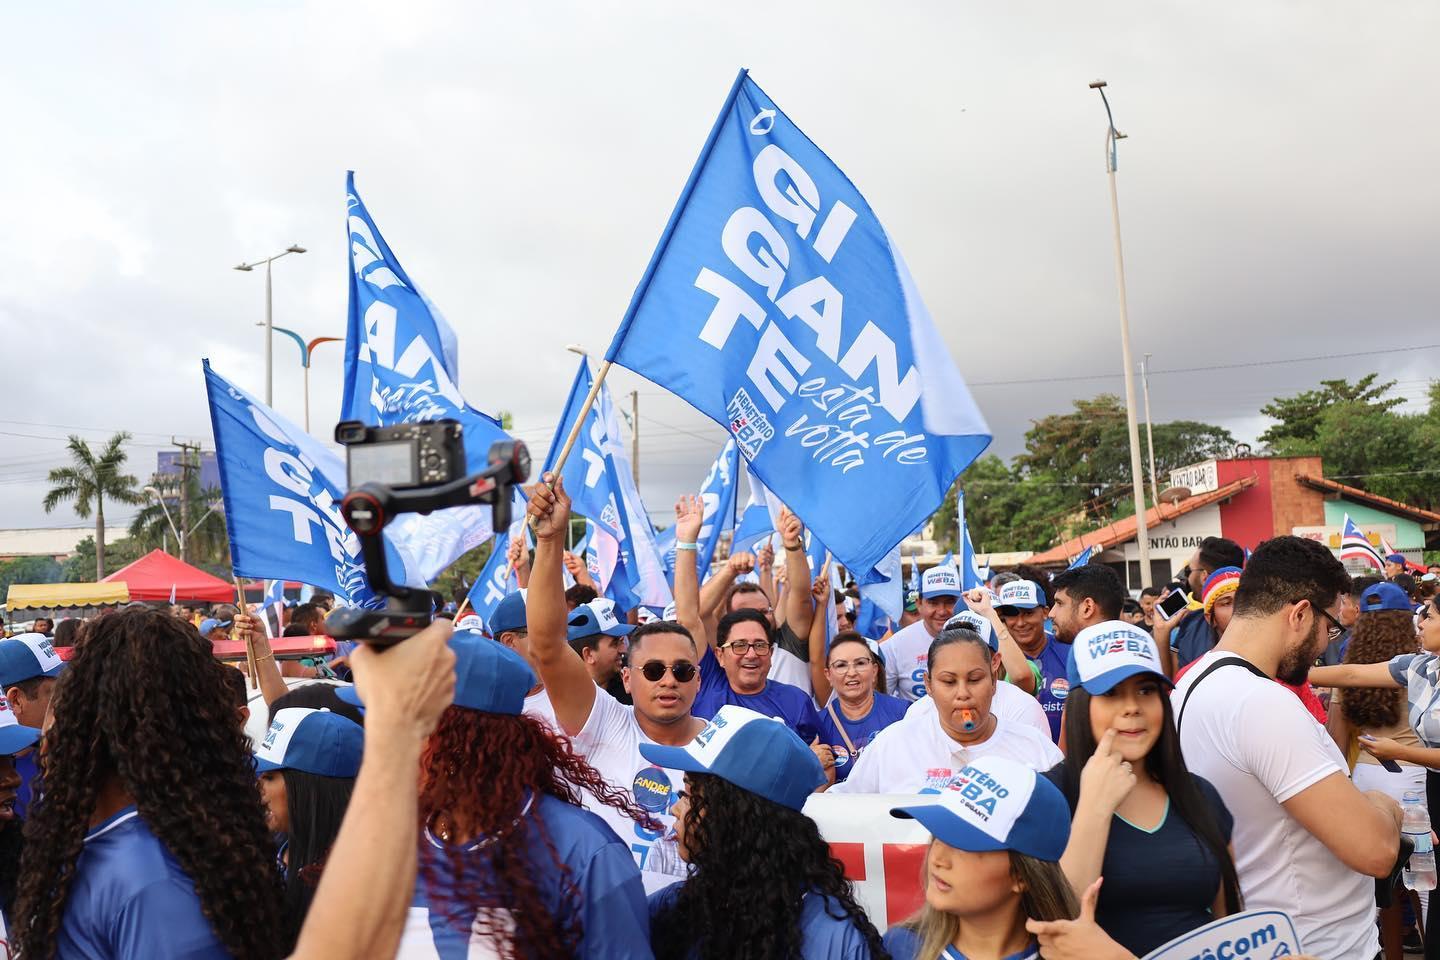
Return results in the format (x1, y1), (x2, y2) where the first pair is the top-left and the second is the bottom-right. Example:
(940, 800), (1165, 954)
(1215, 457), (1325, 549)
(1321, 501), (1425, 550)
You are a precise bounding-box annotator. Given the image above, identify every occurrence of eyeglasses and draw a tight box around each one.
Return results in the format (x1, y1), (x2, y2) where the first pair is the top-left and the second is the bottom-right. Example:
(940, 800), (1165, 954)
(1318, 608), (1345, 644)
(721, 639), (773, 655)
(828, 657), (876, 673)
(638, 660), (698, 683)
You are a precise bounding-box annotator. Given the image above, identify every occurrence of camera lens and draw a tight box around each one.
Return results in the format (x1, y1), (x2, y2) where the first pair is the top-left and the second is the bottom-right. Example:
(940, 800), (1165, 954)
(335, 420), (367, 445)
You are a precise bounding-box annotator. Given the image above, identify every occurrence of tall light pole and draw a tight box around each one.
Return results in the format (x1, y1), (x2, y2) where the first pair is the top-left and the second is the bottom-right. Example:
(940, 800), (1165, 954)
(1088, 80), (1152, 590)
(269, 326), (342, 432)
(1141, 353), (1160, 506)
(234, 244), (306, 406)
(143, 486), (183, 552)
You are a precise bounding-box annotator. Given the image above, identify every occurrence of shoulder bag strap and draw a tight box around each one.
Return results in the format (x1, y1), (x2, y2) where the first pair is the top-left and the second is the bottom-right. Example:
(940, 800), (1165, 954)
(1177, 655), (1269, 736)
(825, 700), (859, 756)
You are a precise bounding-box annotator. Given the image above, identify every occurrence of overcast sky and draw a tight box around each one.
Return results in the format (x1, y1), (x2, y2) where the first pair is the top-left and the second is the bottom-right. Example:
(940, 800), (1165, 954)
(3, 1), (1437, 540)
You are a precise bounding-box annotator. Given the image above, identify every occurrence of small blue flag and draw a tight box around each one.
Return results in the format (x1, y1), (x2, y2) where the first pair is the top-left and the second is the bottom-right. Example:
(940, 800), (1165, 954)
(659, 438), (740, 585)
(604, 70), (991, 585)
(1067, 545), (1098, 570)
(956, 490), (986, 591)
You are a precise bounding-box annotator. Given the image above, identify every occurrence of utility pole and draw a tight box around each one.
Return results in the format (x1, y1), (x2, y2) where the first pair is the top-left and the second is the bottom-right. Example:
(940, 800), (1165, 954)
(171, 438), (202, 563)
(1141, 355), (1160, 506)
(630, 390), (640, 485)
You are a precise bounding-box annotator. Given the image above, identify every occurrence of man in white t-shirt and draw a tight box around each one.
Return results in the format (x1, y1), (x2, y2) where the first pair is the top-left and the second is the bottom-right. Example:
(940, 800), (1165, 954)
(526, 476), (708, 893)
(1173, 535), (1402, 960)
(484, 590), (560, 731)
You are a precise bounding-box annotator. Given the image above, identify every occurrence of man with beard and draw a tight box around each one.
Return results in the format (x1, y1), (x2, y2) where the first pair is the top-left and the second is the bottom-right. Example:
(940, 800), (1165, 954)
(1171, 535), (1401, 960)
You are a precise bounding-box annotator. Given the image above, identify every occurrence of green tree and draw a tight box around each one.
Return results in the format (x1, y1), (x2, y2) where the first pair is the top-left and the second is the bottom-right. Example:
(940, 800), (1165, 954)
(0, 556), (64, 597)
(128, 475), (230, 571)
(428, 539), (497, 607)
(60, 536), (149, 582)
(1259, 374), (1405, 450)
(42, 433), (145, 580)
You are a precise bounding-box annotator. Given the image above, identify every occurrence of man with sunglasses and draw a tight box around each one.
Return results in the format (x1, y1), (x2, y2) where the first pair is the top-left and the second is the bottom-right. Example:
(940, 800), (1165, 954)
(1172, 535), (1402, 960)
(526, 474), (706, 893)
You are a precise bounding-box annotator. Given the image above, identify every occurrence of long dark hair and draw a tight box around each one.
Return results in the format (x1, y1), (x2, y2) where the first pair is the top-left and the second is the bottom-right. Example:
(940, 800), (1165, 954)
(0, 816), (21, 917)
(277, 768), (355, 940)
(419, 707), (657, 960)
(13, 608), (286, 959)
(1061, 686), (1241, 915)
(650, 773), (889, 960)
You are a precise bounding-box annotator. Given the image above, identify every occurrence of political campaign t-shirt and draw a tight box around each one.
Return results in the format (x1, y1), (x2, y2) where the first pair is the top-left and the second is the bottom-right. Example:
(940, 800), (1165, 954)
(816, 694), (908, 782)
(693, 646), (821, 743)
(906, 683), (1051, 742)
(399, 793), (652, 959)
(649, 886), (873, 958)
(1173, 650), (1376, 960)
(880, 620), (934, 702)
(1025, 639), (1072, 741)
(1169, 608), (1216, 672)
(767, 622), (813, 696)
(58, 806), (230, 959)
(523, 687), (559, 733)
(15, 751), (39, 820)
(1043, 763), (1235, 957)
(571, 686), (689, 893)
(882, 926), (1040, 960)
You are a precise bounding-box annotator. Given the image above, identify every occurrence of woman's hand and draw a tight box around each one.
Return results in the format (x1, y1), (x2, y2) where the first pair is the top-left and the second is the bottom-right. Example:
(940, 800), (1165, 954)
(1359, 735), (1405, 762)
(1078, 729), (1137, 815)
(1027, 879), (1135, 960)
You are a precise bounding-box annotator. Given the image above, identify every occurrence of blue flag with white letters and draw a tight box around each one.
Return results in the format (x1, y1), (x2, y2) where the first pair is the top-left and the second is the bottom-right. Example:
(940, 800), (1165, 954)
(204, 361), (425, 607)
(659, 438), (740, 584)
(1068, 544), (1098, 570)
(730, 463), (778, 557)
(343, 173), (511, 578)
(605, 70), (991, 584)
(463, 490), (526, 627)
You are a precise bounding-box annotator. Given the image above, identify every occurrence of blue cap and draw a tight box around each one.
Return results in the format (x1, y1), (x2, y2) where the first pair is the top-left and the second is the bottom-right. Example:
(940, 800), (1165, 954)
(0, 694), (40, 755)
(942, 611), (996, 651)
(1386, 554), (1408, 565)
(254, 707), (363, 778)
(339, 629), (535, 715)
(489, 592), (527, 636)
(199, 618), (232, 638)
(567, 599), (634, 642)
(1361, 582), (1413, 614)
(0, 635), (67, 688)
(920, 566), (963, 600)
(639, 705), (824, 811)
(891, 756), (1070, 861)
(1067, 621), (1172, 694)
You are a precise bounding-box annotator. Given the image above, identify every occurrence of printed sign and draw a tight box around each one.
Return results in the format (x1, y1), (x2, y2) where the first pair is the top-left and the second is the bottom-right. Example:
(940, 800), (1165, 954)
(1141, 910), (1302, 959)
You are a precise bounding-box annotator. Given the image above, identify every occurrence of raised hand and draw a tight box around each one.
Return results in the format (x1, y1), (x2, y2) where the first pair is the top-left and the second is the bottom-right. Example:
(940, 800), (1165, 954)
(779, 507), (803, 551)
(674, 494), (705, 544)
(526, 473), (571, 542)
(811, 571), (830, 601)
(1026, 878), (1135, 960)
(1078, 729), (1138, 814)
(756, 539), (775, 571)
(506, 536), (531, 573)
(728, 551), (755, 576)
(963, 587), (996, 619)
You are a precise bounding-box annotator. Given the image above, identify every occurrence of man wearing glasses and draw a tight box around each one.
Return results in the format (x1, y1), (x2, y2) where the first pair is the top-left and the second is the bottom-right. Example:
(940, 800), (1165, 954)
(525, 475), (708, 894)
(1172, 535), (1402, 960)
(814, 634), (907, 784)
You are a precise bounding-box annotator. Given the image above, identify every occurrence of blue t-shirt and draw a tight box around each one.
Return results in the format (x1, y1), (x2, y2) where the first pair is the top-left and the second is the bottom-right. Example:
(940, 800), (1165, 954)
(650, 886), (873, 958)
(1026, 639), (1072, 741)
(882, 925), (1040, 959)
(693, 646), (821, 744)
(58, 806), (230, 959)
(15, 750), (39, 821)
(1170, 609), (1217, 671)
(400, 793), (652, 959)
(816, 694), (908, 782)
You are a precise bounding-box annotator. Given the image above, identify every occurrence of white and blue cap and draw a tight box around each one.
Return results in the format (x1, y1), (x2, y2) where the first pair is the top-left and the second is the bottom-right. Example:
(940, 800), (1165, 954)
(0, 694), (41, 756)
(340, 629), (537, 716)
(891, 756), (1070, 861)
(639, 705), (824, 811)
(996, 580), (1046, 613)
(254, 707), (364, 779)
(920, 566), (963, 600)
(941, 611), (996, 651)
(567, 598), (635, 641)
(1067, 620), (1173, 695)
(0, 635), (67, 688)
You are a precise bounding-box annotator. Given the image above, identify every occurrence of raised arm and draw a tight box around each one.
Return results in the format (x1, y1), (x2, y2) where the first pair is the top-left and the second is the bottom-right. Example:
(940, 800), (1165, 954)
(1308, 662), (1403, 689)
(780, 508), (815, 641)
(525, 476), (597, 736)
(963, 588), (1036, 695)
(507, 537), (532, 590)
(671, 494), (709, 651)
(232, 612), (288, 707)
(700, 551), (753, 631)
(808, 570), (832, 703)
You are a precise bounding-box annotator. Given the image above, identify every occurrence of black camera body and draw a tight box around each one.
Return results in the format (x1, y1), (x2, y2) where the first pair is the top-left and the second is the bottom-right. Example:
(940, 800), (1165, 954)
(325, 418), (531, 646)
(336, 419), (467, 490)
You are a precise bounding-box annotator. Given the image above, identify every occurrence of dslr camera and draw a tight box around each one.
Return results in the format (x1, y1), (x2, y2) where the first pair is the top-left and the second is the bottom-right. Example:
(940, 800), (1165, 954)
(326, 418), (530, 645)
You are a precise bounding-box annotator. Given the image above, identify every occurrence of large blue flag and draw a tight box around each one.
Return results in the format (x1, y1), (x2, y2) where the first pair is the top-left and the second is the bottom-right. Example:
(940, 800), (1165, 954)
(464, 490), (527, 627)
(604, 70), (991, 585)
(343, 173), (510, 577)
(546, 358), (671, 609)
(731, 463), (779, 557)
(957, 491), (986, 590)
(659, 438), (741, 583)
(204, 360), (425, 608)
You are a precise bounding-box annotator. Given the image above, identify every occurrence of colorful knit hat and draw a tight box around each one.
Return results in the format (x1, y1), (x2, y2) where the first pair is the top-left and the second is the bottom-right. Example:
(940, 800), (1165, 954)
(1202, 566), (1242, 616)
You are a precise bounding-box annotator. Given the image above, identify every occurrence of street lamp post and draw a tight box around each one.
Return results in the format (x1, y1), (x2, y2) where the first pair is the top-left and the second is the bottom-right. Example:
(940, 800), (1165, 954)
(269, 326), (342, 432)
(144, 485), (183, 552)
(234, 244), (307, 406)
(1088, 80), (1153, 590)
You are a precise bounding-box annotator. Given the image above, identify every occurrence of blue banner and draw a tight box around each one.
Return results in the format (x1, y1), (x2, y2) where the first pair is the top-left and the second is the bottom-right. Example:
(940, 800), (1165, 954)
(464, 491), (526, 627)
(343, 173), (510, 577)
(731, 463), (777, 557)
(659, 438), (740, 584)
(1067, 544), (1098, 570)
(604, 70), (991, 584)
(204, 360), (423, 607)
(957, 491), (986, 590)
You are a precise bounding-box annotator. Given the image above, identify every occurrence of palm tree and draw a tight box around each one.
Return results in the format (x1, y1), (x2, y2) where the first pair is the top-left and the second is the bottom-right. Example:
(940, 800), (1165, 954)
(43, 433), (145, 580)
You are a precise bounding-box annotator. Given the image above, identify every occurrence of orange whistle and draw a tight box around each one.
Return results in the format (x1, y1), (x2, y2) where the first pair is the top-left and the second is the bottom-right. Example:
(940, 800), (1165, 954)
(960, 708), (979, 732)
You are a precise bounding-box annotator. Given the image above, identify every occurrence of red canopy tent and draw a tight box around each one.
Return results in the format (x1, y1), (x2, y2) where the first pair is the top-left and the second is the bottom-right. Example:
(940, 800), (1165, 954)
(101, 550), (236, 603)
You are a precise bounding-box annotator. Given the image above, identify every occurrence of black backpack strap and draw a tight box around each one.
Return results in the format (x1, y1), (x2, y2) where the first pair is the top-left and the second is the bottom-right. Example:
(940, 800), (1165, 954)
(1177, 655), (1269, 736)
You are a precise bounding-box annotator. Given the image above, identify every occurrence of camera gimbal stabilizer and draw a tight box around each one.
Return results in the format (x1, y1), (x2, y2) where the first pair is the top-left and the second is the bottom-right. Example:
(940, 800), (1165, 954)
(324, 438), (531, 645)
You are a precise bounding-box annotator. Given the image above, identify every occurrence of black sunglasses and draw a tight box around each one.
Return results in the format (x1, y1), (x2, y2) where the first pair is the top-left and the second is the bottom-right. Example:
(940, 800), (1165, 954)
(638, 660), (698, 683)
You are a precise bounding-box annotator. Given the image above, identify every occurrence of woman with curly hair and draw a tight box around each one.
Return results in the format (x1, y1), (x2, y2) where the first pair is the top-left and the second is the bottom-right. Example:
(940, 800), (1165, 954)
(642, 704), (888, 959)
(340, 629), (653, 959)
(884, 756), (1079, 960)
(11, 606), (286, 960)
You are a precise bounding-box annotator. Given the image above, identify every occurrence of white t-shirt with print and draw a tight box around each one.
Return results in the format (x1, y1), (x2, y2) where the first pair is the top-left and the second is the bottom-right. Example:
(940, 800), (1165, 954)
(570, 686), (688, 894)
(905, 682), (1051, 741)
(881, 620), (935, 702)
(829, 710), (1062, 794)
(1173, 650), (1376, 960)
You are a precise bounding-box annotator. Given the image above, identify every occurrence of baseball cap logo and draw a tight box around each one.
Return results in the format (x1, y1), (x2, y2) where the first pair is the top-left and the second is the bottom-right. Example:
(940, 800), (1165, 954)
(948, 764), (1011, 818)
(1086, 628), (1156, 661)
(694, 713), (729, 749)
(262, 721), (285, 751)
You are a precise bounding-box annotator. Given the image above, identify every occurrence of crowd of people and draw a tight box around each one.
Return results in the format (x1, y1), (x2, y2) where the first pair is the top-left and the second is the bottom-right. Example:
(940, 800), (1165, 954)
(1, 475), (1438, 959)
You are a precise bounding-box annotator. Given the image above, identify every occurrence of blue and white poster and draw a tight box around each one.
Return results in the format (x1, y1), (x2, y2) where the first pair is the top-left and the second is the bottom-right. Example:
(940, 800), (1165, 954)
(605, 70), (991, 584)
(1141, 910), (1301, 959)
